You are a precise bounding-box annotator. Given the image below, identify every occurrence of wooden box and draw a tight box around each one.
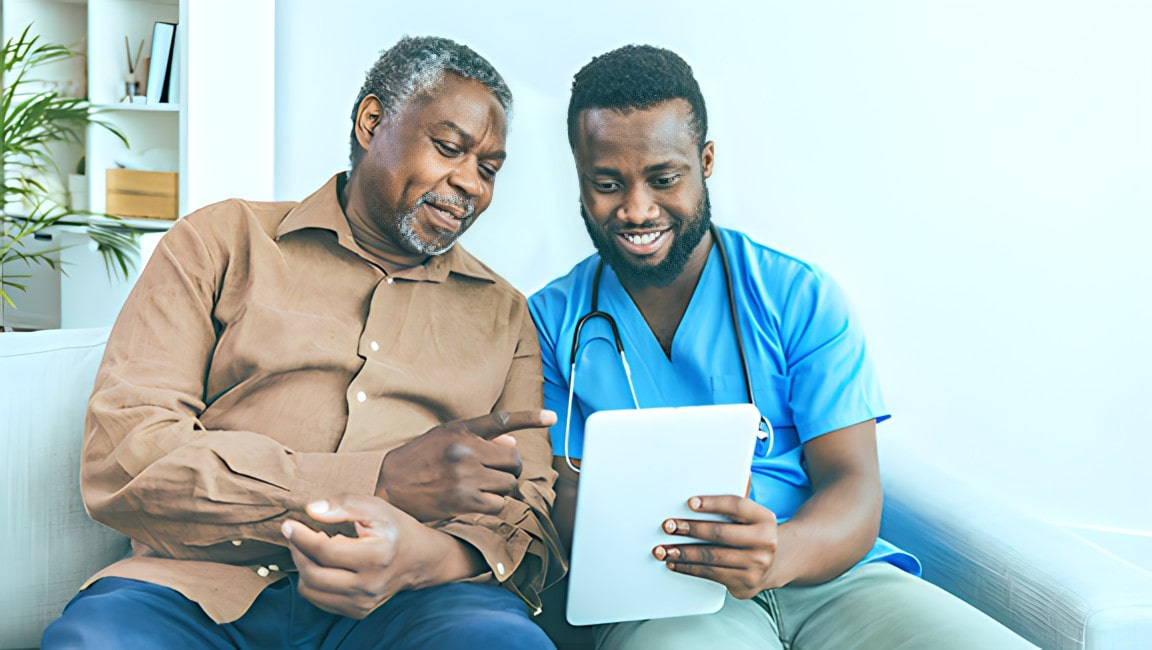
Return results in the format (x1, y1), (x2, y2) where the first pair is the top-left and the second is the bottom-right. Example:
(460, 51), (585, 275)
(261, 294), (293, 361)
(105, 169), (178, 220)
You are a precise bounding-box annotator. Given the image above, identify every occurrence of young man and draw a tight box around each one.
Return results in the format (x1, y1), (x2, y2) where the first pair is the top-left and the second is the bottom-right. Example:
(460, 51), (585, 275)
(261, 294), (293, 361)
(43, 36), (561, 649)
(529, 45), (1032, 649)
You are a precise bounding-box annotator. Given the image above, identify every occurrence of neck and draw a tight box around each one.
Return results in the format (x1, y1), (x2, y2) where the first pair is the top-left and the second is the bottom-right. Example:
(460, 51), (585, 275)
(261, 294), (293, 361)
(620, 228), (714, 357)
(339, 169), (428, 272)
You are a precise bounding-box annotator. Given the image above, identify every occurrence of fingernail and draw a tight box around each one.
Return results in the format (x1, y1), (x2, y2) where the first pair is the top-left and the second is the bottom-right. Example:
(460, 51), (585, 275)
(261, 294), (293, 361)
(689, 497), (702, 510)
(281, 521), (293, 539)
(663, 519), (676, 533)
(308, 500), (329, 514)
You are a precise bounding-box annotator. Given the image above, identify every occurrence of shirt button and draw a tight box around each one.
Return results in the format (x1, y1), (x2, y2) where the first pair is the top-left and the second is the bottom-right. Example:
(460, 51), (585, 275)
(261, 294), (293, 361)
(370, 341), (379, 352)
(256, 566), (270, 577)
(231, 540), (243, 547)
(356, 391), (367, 403)
(496, 562), (505, 576)
(386, 277), (394, 284)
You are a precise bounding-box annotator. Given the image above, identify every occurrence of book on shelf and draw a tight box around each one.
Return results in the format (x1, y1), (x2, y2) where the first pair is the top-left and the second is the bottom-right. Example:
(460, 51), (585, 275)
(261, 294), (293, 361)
(167, 26), (181, 104)
(145, 21), (177, 104)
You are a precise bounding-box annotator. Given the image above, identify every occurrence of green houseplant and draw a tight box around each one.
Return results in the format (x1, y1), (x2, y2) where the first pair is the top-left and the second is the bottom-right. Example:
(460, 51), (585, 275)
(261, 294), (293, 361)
(2, 23), (140, 310)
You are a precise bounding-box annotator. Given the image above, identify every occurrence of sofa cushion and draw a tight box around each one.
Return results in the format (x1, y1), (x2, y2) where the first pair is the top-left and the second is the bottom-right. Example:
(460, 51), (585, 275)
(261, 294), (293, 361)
(880, 444), (1152, 649)
(0, 327), (130, 649)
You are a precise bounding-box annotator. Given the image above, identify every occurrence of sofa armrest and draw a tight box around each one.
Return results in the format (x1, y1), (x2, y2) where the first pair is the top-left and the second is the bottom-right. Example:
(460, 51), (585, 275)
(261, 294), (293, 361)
(879, 445), (1152, 650)
(0, 328), (131, 650)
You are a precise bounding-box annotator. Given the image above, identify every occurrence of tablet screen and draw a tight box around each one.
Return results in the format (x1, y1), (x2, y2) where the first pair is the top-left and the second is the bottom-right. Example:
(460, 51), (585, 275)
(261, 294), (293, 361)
(566, 403), (760, 625)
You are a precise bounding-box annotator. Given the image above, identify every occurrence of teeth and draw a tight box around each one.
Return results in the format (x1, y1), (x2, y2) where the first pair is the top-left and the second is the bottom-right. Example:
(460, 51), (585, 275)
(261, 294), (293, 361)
(624, 232), (661, 245)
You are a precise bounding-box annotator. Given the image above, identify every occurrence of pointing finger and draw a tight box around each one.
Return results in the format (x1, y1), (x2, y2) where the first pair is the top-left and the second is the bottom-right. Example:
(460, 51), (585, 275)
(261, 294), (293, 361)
(460, 410), (556, 441)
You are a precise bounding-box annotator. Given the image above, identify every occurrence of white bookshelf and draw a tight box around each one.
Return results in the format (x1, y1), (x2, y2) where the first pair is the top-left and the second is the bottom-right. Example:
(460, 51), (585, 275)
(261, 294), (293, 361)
(86, 0), (180, 218)
(1, 0), (275, 329)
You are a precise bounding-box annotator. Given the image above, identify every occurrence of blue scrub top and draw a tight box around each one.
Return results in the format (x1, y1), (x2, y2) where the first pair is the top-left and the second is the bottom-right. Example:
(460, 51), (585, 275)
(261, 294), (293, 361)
(529, 226), (919, 575)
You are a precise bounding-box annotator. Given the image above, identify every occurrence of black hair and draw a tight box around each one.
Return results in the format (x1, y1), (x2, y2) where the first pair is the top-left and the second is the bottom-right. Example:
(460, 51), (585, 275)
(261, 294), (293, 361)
(567, 44), (707, 150)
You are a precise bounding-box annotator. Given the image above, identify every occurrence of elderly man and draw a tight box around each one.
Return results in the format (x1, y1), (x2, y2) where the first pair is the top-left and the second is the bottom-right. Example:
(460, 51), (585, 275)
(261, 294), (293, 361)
(42, 36), (561, 649)
(530, 45), (1032, 649)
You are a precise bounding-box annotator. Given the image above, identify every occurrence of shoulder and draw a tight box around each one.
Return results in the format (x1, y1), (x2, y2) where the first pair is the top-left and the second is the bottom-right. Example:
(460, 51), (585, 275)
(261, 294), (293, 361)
(716, 226), (837, 303)
(527, 254), (601, 328)
(176, 198), (299, 250)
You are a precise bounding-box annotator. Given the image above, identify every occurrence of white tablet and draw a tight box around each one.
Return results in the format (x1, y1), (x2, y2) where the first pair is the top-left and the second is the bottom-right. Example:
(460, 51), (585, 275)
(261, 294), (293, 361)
(566, 403), (760, 626)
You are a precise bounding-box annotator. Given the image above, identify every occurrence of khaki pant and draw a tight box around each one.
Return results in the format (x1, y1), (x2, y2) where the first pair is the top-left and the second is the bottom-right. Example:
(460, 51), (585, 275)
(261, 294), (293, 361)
(594, 563), (1035, 649)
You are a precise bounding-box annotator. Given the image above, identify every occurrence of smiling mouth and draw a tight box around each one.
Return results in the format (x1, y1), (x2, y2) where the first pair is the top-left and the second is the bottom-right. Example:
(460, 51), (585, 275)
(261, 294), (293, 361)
(616, 229), (670, 256)
(426, 199), (466, 220)
(420, 194), (478, 234)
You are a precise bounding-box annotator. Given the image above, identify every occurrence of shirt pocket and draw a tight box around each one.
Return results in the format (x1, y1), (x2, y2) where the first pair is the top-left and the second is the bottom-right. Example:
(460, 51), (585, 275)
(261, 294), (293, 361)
(710, 372), (794, 433)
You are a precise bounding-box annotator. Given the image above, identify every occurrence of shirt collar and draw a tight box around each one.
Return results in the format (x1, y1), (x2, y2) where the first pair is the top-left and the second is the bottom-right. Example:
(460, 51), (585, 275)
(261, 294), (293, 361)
(276, 173), (495, 284)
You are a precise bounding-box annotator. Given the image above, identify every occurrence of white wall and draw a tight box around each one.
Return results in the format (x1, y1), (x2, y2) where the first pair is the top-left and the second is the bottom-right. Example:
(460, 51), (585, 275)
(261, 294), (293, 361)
(274, 1), (1152, 539)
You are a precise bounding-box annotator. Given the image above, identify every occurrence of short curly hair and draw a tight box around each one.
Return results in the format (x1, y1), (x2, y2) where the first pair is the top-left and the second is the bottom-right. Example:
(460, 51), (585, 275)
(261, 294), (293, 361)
(567, 44), (707, 151)
(349, 36), (513, 168)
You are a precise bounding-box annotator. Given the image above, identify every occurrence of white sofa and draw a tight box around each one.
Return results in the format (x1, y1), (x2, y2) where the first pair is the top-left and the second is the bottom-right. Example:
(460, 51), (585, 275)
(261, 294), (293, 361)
(1, 328), (129, 649)
(2, 327), (1151, 649)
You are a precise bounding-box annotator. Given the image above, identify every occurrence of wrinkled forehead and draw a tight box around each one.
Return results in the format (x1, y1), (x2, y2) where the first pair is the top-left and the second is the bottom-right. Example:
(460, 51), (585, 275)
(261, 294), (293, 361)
(403, 75), (509, 141)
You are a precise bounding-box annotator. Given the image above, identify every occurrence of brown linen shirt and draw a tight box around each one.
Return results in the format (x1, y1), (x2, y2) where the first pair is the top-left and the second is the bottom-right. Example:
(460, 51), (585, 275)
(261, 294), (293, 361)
(80, 174), (563, 623)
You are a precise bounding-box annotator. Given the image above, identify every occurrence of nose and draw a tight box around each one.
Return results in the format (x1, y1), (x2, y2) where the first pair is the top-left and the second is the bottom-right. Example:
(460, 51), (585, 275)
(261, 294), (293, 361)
(617, 186), (659, 224)
(449, 159), (484, 199)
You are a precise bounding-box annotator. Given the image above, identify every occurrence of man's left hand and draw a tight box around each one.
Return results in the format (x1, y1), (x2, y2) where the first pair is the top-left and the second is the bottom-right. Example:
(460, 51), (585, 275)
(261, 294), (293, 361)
(282, 494), (477, 619)
(653, 495), (780, 599)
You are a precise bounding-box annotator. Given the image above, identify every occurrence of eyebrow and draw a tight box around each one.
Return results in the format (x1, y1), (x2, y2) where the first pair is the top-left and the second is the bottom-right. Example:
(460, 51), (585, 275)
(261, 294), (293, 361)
(437, 120), (507, 161)
(589, 161), (688, 177)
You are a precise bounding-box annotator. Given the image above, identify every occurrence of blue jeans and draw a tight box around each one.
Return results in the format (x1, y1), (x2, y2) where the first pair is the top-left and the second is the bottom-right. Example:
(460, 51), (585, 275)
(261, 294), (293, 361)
(42, 576), (554, 649)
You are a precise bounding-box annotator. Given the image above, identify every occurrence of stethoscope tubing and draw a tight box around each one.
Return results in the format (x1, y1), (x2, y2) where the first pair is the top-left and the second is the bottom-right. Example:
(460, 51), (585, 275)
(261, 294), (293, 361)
(563, 225), (774, 473)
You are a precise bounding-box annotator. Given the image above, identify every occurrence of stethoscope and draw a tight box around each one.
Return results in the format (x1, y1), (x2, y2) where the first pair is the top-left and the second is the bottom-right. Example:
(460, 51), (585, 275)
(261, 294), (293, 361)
(563, 224), (774, 473)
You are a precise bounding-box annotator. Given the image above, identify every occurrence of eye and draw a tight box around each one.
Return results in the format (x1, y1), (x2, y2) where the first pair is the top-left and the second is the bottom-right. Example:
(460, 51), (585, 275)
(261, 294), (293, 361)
(652, 174), (681, 189)
(592, 180), (621, 193)
(434, 140), (462, 157)
(479, 163), (499, 180)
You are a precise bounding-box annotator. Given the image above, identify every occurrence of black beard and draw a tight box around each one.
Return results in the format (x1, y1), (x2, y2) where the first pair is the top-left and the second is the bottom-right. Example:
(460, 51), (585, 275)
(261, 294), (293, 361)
(581, 190), (712, 288)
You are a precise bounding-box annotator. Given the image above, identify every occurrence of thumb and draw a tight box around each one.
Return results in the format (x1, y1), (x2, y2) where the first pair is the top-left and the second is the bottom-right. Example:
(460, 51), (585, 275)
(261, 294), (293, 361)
(306, 495), (400, 540)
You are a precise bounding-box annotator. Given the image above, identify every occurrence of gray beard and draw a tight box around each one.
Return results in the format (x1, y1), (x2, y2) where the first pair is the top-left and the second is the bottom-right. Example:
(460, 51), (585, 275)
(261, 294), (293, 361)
(396, 193), (475, 256)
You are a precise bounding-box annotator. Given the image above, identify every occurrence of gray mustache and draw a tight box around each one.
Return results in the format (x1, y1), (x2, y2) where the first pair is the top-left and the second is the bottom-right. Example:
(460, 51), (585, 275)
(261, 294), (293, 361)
(418, 192), (475, 221)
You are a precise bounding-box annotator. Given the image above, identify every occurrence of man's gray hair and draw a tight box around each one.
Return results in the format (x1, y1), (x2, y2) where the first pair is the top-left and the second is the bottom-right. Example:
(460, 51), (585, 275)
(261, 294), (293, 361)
(348, 36), (513, 167)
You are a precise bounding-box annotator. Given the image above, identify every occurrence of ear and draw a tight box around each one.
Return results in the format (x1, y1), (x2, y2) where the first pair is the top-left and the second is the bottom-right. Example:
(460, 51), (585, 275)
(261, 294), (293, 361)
(354, 95), (386, 152)
(701, 140), (715, 179)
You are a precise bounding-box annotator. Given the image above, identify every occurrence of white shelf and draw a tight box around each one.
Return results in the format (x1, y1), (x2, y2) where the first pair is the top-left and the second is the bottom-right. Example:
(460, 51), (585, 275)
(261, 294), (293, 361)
(92, 102), (180, 112)
(1, 212), (172, 233)
(68, 214), (174, 232)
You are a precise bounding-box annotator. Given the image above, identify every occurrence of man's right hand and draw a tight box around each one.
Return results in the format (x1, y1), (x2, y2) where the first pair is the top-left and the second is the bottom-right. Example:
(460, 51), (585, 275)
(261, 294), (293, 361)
(377, 410), (556, 522)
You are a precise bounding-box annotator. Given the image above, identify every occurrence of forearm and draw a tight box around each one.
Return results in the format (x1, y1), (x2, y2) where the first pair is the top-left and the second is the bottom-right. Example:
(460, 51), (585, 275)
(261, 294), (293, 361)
(418, 530), (490, 587)
(770, 469), (881, 586)
(83, 417), (385, 561)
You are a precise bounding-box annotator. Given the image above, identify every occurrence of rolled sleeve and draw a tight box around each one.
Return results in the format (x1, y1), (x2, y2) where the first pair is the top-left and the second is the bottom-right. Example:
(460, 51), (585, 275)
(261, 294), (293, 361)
(434, 307), (565, 608)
